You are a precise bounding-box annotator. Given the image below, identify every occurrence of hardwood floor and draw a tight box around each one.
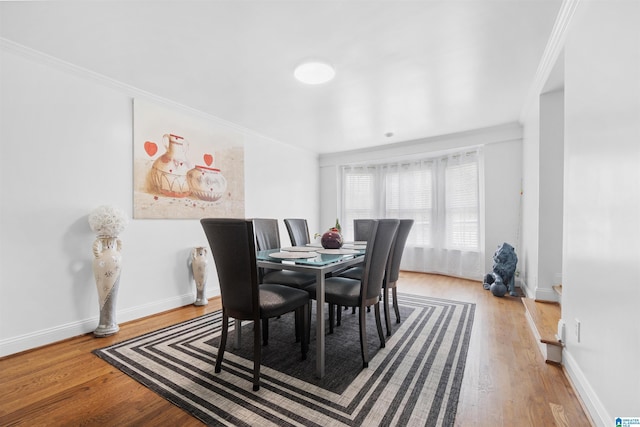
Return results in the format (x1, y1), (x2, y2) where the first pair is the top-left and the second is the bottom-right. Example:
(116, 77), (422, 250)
(0, 272), (592, 426)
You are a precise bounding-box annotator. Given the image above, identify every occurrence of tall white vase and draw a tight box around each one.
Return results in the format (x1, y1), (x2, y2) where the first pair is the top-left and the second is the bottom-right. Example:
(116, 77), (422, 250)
(92, 236), (123, 337)
(191, 246), (209, 306)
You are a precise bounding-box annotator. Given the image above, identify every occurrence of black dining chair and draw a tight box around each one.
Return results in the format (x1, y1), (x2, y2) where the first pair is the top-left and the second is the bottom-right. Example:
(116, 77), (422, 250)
(330, 218), (374, 284)
(305, 219), (399, 368)
(354, 218), (376, 241)
(284, 218), (311, 247)
(337, 218), (376, 304)
(340, 219), (414, 336)
(382, 219), (413, 335)
(253, 218), (316, 344)
(337, 219), (375, 279)
(253, 218), (316, 288)
(200, 218), (309, 391)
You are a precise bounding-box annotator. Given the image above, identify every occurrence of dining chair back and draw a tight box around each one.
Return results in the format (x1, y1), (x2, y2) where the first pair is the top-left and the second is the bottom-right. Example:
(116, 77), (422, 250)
(284, 218), (311, 246)
(200, 218), (309, 391)
(335, 217), (377, 282)
(387, 219), (414, 284)
(253, 218), (281, 251)
(252, 218), (316, 288)
(360, 219), (400, 306)
(354, 219), (376, 241)
(382, 219), (414, 335)
(335, 218), (375, 282)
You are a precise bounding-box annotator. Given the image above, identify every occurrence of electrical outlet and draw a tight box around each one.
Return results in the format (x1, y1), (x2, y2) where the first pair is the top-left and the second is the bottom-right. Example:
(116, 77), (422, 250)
(575, 319), (581, 343)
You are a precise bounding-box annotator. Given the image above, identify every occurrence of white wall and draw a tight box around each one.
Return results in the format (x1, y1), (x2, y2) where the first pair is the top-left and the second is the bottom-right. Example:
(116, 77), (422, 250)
(483, 138), (523, 275)
(561, 1), (640, 424)
(319, 123), (523, 277)
(520, 90), (564, 301)
(0, 43), (319, 357)
(537, 89), (565, 301)
(520, 98), (541, 296)
(520, 1), (640, 424)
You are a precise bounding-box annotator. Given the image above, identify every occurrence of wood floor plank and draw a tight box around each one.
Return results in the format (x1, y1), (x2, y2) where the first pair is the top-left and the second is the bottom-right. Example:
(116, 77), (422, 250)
(1, 354), (114, 415)
(522, 298), (561, 344)
(0, 273), (592, 426)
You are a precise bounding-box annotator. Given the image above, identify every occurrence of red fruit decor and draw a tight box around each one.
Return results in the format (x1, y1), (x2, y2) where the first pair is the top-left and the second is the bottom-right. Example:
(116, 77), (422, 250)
(320, 219), (343, 249)
(321, 230), (343, 249)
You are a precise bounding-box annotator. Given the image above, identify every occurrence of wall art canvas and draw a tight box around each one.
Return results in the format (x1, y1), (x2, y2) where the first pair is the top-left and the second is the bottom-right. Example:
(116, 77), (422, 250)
(133, 98), (245, 219)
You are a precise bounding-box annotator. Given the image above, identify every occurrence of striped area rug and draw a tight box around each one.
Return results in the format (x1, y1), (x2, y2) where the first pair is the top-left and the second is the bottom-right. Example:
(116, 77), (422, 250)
(94, 294), (475, 426)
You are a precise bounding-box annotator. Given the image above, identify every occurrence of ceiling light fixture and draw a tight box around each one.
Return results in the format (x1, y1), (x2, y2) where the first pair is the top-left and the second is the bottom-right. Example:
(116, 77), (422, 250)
(294, 61), (335, 85)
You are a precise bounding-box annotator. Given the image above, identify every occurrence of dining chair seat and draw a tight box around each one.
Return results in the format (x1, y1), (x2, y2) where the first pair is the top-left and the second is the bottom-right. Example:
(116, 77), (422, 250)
(305, 276), (361, 306)
(337, 265), (363, 281)
(304, 276), (360, 335)
(262, 270), (316, 288)
(259, 284), (309, 317)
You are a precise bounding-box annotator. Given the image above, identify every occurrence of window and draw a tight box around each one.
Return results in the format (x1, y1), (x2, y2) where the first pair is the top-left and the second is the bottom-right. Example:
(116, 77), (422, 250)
(445, 160), (479, 250)
(343, 168), (376, 227)
(383, 162), (433, 246)
(340, 149), (482, 278)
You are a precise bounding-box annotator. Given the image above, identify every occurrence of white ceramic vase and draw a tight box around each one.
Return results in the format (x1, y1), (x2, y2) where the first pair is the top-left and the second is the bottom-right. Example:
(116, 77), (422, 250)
(92, 236), (123, 336)
(191, 246), (209, 306)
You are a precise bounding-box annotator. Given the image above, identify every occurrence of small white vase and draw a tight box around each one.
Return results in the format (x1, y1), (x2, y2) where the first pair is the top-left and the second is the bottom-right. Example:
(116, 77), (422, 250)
(191, 246), (209, 306)
(92, 236), (123, 337)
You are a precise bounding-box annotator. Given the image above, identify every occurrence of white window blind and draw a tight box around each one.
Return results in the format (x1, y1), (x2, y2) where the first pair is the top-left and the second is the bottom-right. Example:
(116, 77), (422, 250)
(445, 158), (479, 250)
(342, 167), (377, 235)
(383, 162), (433, 247)
(340, 149), (483, 279)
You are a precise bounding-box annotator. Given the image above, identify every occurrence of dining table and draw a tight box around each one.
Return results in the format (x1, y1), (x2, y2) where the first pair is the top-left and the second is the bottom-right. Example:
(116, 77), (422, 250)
(254, 243), (366, 378)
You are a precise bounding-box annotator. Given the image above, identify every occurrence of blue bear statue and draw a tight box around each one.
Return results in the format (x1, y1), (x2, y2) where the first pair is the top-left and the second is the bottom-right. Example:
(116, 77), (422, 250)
(483, 242), (518, 297)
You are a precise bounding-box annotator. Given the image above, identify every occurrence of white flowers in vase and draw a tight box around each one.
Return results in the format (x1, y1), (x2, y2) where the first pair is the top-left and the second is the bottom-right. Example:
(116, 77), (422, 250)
(88, 205), (129, 237)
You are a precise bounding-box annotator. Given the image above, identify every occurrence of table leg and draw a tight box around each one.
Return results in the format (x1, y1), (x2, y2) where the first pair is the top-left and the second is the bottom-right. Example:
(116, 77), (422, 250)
(316, 271), (325, 378)
(234, 318), (241, 349)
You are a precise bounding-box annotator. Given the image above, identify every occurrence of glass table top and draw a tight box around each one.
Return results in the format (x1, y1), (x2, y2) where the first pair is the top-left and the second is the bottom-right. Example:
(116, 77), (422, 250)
(256, 247), (365, 267)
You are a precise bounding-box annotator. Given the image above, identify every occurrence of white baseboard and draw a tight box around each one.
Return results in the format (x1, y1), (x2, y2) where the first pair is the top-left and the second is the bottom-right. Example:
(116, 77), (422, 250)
(0, 292), (212, 358)
(563, 349), (610, 427)
(535, 286), (560, 302)
(518, 278), (560, 302)
(518, 278), (535, 298)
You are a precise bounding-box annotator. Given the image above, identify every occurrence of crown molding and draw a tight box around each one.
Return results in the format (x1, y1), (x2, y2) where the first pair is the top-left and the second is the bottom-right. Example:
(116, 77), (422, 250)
(0, 37), (317, 156)
(319, 122), (523, 167)
(519, 0), (581, 121)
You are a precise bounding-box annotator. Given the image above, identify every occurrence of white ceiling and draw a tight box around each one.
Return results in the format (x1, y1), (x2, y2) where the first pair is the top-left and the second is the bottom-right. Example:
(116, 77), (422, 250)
(0, 1), (562, 154)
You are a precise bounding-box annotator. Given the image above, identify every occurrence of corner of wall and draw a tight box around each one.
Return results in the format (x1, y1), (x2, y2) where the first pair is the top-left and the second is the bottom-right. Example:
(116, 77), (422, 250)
(517, 277), (535, 298)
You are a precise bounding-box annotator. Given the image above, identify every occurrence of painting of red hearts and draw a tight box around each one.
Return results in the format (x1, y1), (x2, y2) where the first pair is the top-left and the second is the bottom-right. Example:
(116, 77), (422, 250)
(133, 98), (245, 219)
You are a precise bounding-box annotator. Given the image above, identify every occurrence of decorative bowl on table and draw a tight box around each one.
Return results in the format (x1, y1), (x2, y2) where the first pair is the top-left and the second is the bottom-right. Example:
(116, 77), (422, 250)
(321, 229), (343, 249)
(315, 219), (344, 249)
